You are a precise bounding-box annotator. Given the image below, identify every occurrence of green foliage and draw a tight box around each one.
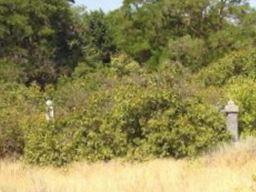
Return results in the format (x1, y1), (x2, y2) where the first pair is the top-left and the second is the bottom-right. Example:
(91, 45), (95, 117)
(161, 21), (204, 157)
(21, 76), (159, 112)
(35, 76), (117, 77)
(23, 119), (81, 166)
(207, 26), (255, 61)
(1, 0), (256, 166)
(109, 0), (251, 67)
(0, 82), (43, 158)
(226, 78), (256, 136)
(167, 35), (207, 71)
(194, 46), (256, 138)
(0, 0), (81, 86)
(110, 53), (141, 76)
(0, 59), (24, 83)
(1, 0), (255, 82)
(196, 49), (256, 87)
(21, 67), (229, 165)
(108, 86), (228, 159)
(80, 10), (116, 66)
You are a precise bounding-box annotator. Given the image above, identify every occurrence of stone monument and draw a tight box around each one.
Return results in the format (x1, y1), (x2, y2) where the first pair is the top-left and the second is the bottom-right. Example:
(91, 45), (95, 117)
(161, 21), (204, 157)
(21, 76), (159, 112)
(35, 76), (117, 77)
(46, 99), (54, 122)
(224, 100), (239, 142)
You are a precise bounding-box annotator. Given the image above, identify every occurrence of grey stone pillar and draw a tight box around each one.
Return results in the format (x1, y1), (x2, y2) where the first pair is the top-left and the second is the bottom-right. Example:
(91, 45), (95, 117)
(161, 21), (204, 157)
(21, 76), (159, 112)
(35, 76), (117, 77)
(46, 99), (54, 122)
(224, 100), (239, 142)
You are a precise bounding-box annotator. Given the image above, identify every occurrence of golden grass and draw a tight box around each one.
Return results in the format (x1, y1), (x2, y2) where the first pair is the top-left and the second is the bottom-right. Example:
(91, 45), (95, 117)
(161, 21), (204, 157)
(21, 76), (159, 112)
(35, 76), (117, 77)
(1, 138), (256, 192)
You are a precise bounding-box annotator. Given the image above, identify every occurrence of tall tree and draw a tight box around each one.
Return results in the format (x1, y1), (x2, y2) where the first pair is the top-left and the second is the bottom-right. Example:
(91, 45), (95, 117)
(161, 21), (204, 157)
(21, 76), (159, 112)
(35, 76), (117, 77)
(109, 0), (251, 66)
(0, 0), (81, 87)
(81, 10), (116, 66)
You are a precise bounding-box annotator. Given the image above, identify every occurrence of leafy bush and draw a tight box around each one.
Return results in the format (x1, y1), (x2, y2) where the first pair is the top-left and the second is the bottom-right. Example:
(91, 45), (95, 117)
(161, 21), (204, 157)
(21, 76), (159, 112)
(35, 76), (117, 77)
(226, 78), (256, 136)
(207, 25), (255, 62)
(0, 59), (24, 83)
(196, 49), (256, 87)
(167, 35), (207, 71)
(110, 53), (141, 76)
(23, 118), (81, 166)
(0, 82), (43, 158)
(22, 67), (229, 165)
(193, 47), (256, 138)
(108, 85), (228, 160)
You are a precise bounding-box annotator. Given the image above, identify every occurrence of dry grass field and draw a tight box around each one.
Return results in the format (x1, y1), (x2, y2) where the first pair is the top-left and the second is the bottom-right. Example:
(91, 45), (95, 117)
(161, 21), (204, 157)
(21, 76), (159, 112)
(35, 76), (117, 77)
(1, 138), (256, 192)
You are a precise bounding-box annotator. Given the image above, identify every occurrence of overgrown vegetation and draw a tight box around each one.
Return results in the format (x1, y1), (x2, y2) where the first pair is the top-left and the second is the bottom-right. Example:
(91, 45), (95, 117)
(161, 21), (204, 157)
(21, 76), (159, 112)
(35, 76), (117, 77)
(0, 0), (256, 165)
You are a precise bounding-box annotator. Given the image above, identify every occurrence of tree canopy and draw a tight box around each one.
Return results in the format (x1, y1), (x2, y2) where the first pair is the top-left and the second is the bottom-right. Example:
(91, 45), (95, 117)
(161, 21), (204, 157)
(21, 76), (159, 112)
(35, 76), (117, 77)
(0, 0), (255, 85)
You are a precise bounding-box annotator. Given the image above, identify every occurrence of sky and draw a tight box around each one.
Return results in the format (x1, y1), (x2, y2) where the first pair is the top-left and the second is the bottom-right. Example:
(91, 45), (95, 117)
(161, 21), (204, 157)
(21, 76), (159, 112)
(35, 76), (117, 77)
(250, 0), (256, 7)
(75, 0), (123, 12)
(75, 0), (256, 12)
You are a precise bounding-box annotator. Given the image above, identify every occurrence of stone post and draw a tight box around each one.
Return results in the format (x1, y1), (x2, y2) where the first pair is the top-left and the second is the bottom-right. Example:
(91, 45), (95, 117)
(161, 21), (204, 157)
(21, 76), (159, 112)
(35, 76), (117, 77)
(46, 99), (54, 122)
(224, 100), (239, 142)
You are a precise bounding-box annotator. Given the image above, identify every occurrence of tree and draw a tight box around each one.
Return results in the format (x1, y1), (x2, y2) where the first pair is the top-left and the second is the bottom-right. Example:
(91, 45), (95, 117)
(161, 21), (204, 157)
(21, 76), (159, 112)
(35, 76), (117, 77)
(109, 0), (250, 67)
(80, 10), (116, 67)
(0, 0), (81, 87)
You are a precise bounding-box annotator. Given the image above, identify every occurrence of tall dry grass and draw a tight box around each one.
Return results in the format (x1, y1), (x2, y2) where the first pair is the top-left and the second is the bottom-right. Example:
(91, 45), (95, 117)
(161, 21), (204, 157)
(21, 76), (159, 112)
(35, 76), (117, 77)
(1, 138), (256, 192)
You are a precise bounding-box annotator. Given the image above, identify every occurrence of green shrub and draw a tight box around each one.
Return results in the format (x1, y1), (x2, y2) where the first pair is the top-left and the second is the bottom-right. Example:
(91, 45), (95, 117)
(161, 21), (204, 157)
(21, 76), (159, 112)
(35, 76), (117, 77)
(23, 118), (81, 166)
(23, 69), (229, 165)
(110, 53), (141, 77)
(226, 77), (256, 136)
(0, 59), (24, 83)
(207, 26), (255, 62)
(0, 82), (43, 158)
(167, 35), (207, 71)
(196, 49), (256, 87)
(112, 90), (229, 159)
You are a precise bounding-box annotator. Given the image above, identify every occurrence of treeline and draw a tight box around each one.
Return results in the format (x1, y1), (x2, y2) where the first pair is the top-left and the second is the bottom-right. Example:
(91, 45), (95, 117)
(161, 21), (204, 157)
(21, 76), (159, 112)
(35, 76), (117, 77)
(1, 0), (255, 86)
(0, 0), (256, 165)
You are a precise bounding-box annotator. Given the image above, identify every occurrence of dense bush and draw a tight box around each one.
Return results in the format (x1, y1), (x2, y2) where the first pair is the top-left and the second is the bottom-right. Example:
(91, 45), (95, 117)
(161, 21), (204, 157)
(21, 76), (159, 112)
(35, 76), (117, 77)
(225, 78), (256, 136)
(109, 86), (228, 160)
(194, 48), (256, 137)
(22, 67), (229, 166)
(4, 47), (256, 166)
(0, 59), (24, 83)
(1, 0), (256, 166)
(167, 35), (207, 71)
(196, 49), (256, 87)
(23, 118), (81, 166)
(0, 82), (43, 158)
